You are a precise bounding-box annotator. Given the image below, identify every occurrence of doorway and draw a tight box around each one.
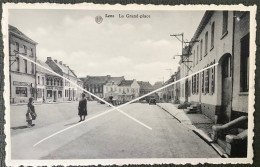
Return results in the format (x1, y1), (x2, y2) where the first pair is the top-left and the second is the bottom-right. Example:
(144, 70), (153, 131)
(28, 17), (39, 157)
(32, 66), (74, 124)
(221, 55), (232, 123)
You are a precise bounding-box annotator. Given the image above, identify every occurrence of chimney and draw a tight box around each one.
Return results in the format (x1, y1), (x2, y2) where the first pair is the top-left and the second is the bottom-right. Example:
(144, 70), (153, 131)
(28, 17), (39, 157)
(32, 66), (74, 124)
(54, 59), (57, 63)
(107, 75), (111, 77)
(63, 64), (66, 67)
(47, 57), (52, 61)
(59, 61), (63, 65)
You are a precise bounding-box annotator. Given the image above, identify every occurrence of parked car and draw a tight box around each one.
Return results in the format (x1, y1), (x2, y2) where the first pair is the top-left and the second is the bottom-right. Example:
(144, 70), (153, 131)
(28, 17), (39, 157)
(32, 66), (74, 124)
(149, 98), (156, 105)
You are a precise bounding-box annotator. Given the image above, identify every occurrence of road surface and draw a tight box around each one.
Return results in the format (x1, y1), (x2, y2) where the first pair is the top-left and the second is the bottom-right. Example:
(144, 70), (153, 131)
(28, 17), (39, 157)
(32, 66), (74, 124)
(10, 101), (220, 159)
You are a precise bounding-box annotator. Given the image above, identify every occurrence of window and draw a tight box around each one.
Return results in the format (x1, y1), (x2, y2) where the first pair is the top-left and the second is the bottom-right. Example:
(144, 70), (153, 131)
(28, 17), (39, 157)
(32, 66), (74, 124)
(200, 39), (203, 60)
(31, 62), (35, 74)
(30, 48), (34, 57)
(16, 57), (20, 71)
(15, 42), (19, 51)
(240, 33), (249, 92)
(16, 87), (27, 97)
(197, 45), (199, 64)
(201, 71), (204, 93)
(211, 66), (215, 93)
(222, 11), (228, 35)
(23, 45), (27, 54)
(205, 68), (209, 93)
(205, 32), (208, 55)
(127, 88), (129, 93)
(42, 77), (44, 85)
(193, 50), (195, 67)
(196, 74), (199, 94)
(211, 22), (215, 49)
(24, 59), (27, 73)
(38, 76), (40, 84)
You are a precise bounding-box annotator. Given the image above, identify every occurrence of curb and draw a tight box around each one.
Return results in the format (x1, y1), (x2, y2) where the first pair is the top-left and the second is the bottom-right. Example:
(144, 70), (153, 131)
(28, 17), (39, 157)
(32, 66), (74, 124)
(156, 104), (181, 123)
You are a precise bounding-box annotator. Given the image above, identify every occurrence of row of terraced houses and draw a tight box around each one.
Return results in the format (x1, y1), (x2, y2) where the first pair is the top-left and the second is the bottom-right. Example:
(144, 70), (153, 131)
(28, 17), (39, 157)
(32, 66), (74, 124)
(9, 25), (84, 103)
(161, 11), (250, 157)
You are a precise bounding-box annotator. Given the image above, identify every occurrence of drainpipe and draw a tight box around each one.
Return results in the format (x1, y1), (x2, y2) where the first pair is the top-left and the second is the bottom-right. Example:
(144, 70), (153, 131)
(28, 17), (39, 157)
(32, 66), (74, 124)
(230, 11), (236, 121)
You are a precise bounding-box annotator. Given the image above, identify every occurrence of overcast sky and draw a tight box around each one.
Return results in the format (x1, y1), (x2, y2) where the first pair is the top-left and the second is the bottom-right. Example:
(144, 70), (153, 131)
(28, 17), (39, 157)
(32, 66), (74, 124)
(9, 9), (205, 84)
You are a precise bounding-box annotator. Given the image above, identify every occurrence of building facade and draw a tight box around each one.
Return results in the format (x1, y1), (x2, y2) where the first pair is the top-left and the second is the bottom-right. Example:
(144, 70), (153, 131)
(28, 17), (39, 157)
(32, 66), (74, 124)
(103, 76), (125, 100)
(137, 81), (153, 101)
(46, 57), (78, 101)
(178, 11), (249, 124)
(36, 59), (64, 103)
(83, 75), (110, 99)
(9, 25), (37, 103)
(118, 79), (140, 102)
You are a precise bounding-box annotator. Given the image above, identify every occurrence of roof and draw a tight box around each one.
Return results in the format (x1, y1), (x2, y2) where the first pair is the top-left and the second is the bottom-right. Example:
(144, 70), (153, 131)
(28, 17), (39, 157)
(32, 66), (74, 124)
(137, 81), (153, 90)
(36, 59), (55, 75)
(119, 80), (134, 86)
(107, 76), (125, 85)
(190, 11), (214, 47)
(53, 61), (77, 78)
(153, 81), (163, 89)
(9, 25), (38, 45)
(85, 76), (110, 85)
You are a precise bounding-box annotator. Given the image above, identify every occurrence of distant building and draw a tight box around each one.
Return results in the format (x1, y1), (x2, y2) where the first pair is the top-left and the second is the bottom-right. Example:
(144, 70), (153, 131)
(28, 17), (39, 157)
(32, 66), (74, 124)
(137, 81), (153, 101)
(46, 57), (78, 101)
(118, 79), (140, 102)
(9, 25), (37, 103)
(36, 59), (63, 102)
(152, 81), (163, 102)
(83, 75), (111, 99)
(103, 76), (125, 100)
(77, 78), (84, 100)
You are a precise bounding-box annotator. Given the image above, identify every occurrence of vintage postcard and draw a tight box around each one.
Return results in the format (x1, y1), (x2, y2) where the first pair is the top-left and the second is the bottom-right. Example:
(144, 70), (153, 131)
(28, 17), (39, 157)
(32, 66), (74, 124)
(2, 3), (256, 166)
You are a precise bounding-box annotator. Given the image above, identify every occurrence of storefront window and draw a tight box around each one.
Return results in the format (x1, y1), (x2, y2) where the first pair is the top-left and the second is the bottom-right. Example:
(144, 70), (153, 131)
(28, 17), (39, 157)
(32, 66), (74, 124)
(16, 87), (27, 97)
(47, 90), (52, 98)
(58, 91), (62, 98)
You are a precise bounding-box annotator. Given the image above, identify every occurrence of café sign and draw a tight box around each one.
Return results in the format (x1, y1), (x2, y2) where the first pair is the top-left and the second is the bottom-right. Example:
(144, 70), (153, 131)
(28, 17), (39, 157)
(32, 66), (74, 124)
(13, 81), (31, 86)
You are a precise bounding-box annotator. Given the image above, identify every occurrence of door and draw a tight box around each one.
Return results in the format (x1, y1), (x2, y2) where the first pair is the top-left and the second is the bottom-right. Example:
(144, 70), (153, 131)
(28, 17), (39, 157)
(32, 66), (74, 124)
(53, 91), (57, 102)
(221, 56), (232, 123)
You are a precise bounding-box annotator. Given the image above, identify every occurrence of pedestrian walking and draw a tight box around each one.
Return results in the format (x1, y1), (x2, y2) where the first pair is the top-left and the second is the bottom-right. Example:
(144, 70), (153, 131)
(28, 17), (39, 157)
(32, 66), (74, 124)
(78, 93), (87, 122)
(26, 97), (37, 127)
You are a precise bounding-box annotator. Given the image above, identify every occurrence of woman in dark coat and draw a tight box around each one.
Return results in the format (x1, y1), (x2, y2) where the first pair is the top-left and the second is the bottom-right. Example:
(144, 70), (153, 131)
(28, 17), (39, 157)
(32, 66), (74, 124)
(26, 97), (36, 127)
(78, 93), (87, 122)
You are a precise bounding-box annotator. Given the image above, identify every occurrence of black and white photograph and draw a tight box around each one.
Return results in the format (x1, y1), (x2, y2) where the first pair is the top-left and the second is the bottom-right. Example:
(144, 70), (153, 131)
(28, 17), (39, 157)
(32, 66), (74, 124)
(2, 3), (256, 166)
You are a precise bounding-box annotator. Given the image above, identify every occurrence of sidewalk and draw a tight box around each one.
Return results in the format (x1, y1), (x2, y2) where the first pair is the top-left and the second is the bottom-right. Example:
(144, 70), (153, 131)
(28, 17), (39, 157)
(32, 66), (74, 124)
(10, 100), (76, 106)
(157, 103), (214, 142)
(157, 103), (229, 157)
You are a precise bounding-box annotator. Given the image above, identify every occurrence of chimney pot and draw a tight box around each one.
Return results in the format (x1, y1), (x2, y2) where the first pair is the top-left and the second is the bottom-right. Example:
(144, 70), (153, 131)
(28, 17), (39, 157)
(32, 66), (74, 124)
(54, 59), (57, 63)
(59, 61), (63, 65)
(47, 57), (52, 60)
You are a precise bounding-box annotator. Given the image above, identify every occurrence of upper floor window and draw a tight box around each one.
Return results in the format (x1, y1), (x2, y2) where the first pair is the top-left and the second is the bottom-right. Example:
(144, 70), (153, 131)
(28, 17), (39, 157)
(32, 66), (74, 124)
(193, 50), (195, 67)
(31, 62), (34, 74)
(222, 11), (228, 35)
(211, 22), (215, 49)
(42, 77), (45, 85)
(38, 76), (40, 84)
(24, 59), (27, 73)
(15, 42), (19, 51)
(23, 45), (27, 54)
(200, 39), (203, 60)
(16, 57), (20, 71)
(30, 48), (34, 57)
(205, 32), (208, 55)
(240, 33), (250, 92)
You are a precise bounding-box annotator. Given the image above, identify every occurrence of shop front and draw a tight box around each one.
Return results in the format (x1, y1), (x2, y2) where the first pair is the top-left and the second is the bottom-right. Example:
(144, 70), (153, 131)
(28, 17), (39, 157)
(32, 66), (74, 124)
(11, 80), (35, 103)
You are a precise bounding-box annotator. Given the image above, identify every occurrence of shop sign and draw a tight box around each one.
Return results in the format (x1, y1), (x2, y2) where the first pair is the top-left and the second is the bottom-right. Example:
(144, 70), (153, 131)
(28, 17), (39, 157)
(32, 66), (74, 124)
(46, 86), (53, 90)
(13, 81), (31, 86)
